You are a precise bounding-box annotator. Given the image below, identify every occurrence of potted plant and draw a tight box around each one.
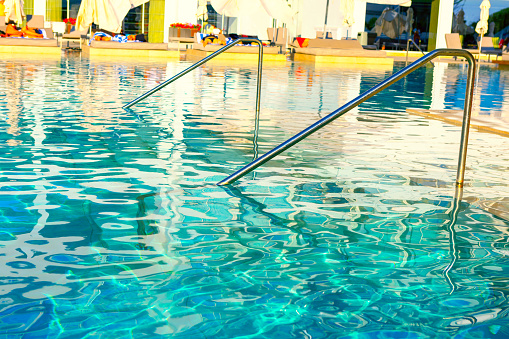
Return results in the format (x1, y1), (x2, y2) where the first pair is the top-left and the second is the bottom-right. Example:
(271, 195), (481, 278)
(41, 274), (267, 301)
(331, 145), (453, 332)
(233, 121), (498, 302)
(169, 23), (201, 38)
(63, 17), (76, 34)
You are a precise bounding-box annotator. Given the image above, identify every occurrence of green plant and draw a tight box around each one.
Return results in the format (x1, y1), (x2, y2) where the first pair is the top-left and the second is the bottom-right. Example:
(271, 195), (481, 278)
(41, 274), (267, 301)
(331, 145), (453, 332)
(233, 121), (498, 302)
(366, 17), (377, 31)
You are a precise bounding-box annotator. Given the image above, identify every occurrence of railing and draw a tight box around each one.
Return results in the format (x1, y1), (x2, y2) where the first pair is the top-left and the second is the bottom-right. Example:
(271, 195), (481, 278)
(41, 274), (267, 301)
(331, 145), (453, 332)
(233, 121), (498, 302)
(218, 49), (476, 187)
(123, 38), (264, 112)
(405, 39), (433, 66)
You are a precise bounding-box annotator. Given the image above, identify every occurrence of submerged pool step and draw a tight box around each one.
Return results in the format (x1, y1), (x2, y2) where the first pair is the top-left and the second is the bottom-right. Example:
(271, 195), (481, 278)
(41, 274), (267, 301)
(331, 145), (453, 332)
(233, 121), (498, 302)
(466, 197), (509, 222)
(407, 108), (509, 138)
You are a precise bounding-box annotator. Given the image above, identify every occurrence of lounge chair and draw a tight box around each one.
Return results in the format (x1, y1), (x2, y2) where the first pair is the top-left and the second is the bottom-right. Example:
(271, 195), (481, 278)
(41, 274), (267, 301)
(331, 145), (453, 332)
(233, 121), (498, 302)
(61, 28), (89, 49)
(26, 15), (54, 39)
(315, 31), (333, 39)
(0, 16), (6, 33)
(26, 15), (44, 28)
(0, 14), (57, 45)
(479, 36), (502, 61)
(445, 33), (478, 53)
(267, 27), (288, 53)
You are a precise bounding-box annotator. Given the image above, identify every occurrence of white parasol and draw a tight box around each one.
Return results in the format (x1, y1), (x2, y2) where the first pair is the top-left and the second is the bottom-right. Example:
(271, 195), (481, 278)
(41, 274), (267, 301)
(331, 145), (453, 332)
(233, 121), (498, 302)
(405, 7), (413, 38)
(210, 0), (243, 17)
(454, 9), (474, 35)
(77, 0), (149, 33)
(475, 0), (490, 36)
(342, 0), (355, 28)
(372, 8), (407, 39)
(259, 0), (295, 25)
(4, 0), (25, 25)
(196, 0), (208, 22)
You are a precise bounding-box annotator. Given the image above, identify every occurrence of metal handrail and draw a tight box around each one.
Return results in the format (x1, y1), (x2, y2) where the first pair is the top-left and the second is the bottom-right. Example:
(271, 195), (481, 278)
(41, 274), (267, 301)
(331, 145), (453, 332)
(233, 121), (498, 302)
(123, 38), (264, 111)
(218, 49), (476, 186)
(406, 38), (433, 66)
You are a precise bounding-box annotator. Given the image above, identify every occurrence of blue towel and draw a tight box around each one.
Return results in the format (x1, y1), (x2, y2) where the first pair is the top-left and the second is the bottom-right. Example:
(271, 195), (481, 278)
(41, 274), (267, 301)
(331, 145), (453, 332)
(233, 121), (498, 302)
(112, 35), (128, 43)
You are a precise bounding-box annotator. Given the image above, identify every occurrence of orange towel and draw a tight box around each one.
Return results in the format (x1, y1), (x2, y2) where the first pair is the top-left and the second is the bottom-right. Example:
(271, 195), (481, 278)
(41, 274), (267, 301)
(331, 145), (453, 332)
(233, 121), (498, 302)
(22, 26), (43, 39)
(6, 25), (23, 37)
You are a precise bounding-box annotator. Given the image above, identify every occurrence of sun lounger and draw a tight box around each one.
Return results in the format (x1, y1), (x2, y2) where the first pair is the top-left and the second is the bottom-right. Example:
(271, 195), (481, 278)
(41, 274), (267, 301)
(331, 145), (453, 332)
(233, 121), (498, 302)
(26, 15), (44, 28)
(25, 15), (55, 39)
(0, 14), (57, 47)
(0, 16), (6, 33)
(445, 33), (478, 53)
(267, 27), (288, 52)
(479, 36), (502, 61)
(61, 28), (88, 49)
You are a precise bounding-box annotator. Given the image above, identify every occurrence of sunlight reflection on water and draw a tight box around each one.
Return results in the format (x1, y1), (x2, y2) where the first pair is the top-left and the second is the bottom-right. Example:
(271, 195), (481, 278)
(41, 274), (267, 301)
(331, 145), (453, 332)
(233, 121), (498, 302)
(0, 55), (508, 338)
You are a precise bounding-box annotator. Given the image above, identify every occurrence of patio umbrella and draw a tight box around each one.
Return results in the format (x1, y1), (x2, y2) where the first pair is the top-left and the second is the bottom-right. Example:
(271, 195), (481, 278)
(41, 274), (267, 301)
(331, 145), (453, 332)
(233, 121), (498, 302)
(76, 0), (149, 33)
(196, 0), (208, 22)
(454, 9), (474, 35)
(475, 0), (490, 36)
(4, 0), (25, 25)
(341, 0), (355, 38)
(475, 0), (490, 58)
(210, 0), (243, 17)
(259, 0), (295, 25)
(371, 8), (407, 39)
(405, 7), (413, 39)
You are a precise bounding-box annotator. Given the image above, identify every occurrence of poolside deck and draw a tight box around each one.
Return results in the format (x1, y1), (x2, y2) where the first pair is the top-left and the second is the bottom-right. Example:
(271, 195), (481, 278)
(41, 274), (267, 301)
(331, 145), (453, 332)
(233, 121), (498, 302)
(82, 41), (180, 59)
(293, 47), (393, 65)
(0, 37), (61, 55)
(187, 43), (286, 62)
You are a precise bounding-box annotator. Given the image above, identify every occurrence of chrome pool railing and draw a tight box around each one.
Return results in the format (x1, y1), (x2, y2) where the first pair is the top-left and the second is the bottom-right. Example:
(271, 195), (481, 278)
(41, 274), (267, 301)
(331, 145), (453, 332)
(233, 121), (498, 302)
(405, 39), (433, 66)
(123, 38), (264, 112)
(218, 49), (476, 187)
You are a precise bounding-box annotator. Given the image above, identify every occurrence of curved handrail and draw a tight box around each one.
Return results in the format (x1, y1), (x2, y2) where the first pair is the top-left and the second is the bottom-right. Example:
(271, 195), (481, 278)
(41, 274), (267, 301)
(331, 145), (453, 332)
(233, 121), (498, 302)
(123, 38), (264, 111)
(218, 49), (476, 186)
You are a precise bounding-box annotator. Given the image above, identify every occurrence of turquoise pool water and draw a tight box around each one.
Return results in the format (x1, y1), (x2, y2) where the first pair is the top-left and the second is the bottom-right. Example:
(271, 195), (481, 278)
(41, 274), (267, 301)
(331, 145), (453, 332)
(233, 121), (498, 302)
(0, 55), (508, 338)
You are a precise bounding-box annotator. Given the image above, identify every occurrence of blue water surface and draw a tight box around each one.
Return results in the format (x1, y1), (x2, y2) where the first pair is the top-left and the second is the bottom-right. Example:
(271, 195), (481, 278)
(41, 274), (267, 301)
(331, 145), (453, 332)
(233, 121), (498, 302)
(0, 54), (508, 338)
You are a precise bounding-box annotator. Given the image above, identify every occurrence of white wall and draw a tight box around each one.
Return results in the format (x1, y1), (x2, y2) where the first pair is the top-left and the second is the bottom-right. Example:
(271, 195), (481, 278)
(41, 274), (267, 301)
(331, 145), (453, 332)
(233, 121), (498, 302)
(435, 0), (454, 48)
(293, 0), (342, 39)
(293, 0), (369, 39)
(34, 1), (46, 20)
(164, 0), (198, 43)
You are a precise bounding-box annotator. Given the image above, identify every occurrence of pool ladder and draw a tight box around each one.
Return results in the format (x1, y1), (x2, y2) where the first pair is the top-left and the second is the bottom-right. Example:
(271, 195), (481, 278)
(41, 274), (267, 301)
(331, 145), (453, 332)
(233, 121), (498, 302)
(405, 39), (433, 66)
(123, 38), (264, 112)
(123, 48), (476, 188)
(218, 49), (476, 187)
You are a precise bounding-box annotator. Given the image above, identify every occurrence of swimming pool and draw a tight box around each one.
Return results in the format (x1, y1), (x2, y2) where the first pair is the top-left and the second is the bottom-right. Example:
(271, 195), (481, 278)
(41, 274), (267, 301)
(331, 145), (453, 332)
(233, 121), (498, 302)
(1, 54), (508, 338)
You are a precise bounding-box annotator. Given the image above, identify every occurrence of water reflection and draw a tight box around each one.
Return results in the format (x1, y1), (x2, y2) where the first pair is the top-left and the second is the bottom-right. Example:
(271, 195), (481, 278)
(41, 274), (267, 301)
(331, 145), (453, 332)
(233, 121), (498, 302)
(0, 56), (508, 338)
